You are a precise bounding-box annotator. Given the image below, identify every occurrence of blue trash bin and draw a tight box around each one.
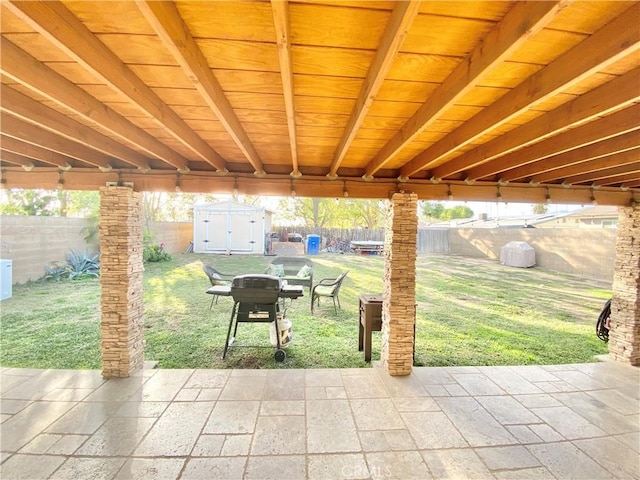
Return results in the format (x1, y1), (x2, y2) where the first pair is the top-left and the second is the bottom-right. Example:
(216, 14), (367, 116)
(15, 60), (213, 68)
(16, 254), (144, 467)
(306, 234), (321, 255)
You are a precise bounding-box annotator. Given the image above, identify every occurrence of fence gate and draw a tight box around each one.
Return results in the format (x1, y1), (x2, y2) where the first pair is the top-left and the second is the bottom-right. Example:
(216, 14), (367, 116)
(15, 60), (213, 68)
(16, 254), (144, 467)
(417, 228), (450, 253)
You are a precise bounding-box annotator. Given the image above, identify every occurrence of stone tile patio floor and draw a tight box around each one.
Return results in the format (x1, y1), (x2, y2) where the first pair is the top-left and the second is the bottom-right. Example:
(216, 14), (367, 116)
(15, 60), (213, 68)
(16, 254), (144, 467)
(1, 361), (638, 479)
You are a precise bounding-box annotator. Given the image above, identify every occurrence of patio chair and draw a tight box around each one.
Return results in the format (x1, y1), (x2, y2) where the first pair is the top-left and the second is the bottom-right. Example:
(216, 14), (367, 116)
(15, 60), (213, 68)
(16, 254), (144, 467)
(203, 265), (235, 309)
(311, 271), (348, 314)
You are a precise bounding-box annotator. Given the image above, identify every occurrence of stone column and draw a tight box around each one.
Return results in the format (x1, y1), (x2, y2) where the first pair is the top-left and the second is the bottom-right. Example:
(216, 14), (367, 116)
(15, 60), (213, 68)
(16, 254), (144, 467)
(381, 192), (418, 376)
(99, 186), (145, 378)
(609, 203), (640, 366)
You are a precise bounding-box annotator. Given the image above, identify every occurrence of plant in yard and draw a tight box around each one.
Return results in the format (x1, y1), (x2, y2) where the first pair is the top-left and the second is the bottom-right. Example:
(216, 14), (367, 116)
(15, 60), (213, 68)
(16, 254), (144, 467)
(44, 261), (71, 282)
(66, 249), (100, 279)
(143, 242), (171, 263)
(44, 249), (100, 281)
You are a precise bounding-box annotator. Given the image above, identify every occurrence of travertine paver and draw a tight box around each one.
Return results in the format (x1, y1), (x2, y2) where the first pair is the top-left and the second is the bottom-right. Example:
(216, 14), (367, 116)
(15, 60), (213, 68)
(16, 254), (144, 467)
(77, 417), (156, 456)
(476, 395), (542, 425)
(134, 402), (214, 456)
(421, 448), (493, 479)
(401, 411), (467, 449)
(526, 442), (616, 479)
(365, 451), (431, 480)
(114, 458), (185, 480)
(0, 454), (66, 479)
(436, 397), (518, 446)
(203, 400), (259, 434)
(251, 415), (306, 454)
(181, 457), (246, 479)
(244, 455), (306, 480)
(0, 362), (638, 480)
(307, 453), (369, 480)
(350, 398), (404, 430)
(307, 399), (360, 453)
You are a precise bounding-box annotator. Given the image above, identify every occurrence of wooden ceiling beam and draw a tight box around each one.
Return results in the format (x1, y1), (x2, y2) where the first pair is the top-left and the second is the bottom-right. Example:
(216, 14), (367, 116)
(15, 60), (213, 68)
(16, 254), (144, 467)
(2, 114), (114, 170)
(271, 0), (299, 177)
(1, 166), (636, 206)
(558, 151), (640, 185)
(401, 2), (640, 178)
(5, 1), (227, 172)
(431, 67), (640, 180)
(466, 104), (640, 181)
(138, 1), (264, 175)
(1, 135), (72, 170)
(361, 0), (566, 178)
(502, 130), (640, 182)
(1, 86), (150, 170)
(594, 172), (640, 187)
(0, 38), (189, 172)
(0, 150), (35, 170)
(328, 0), (420, 178)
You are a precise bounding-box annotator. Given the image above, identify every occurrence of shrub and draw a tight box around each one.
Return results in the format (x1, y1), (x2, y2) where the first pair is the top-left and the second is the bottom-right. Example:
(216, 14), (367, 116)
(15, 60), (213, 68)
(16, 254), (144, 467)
(144, 243), (171, 263)
(45, 249), (100, 281)
(67, 250), (100, 279)
(44, 261), (71, 282)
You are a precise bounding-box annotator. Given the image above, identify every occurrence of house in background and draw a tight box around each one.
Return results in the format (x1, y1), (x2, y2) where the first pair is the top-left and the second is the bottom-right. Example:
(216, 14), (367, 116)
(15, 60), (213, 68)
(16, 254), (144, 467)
(535, 206), (619, 228)
(427, 206), (619, 229)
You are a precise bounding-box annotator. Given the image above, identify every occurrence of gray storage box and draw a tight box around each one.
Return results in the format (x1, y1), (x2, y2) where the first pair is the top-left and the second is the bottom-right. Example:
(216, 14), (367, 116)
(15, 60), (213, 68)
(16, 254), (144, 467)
(500, 242), (536, 268)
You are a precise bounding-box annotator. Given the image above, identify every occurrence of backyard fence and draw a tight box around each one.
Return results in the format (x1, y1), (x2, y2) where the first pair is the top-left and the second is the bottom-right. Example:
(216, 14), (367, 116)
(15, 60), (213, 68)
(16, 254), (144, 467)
(272, 227), (384, 244)
(1, 215), (617, 284)
(272, 226), (450, 254)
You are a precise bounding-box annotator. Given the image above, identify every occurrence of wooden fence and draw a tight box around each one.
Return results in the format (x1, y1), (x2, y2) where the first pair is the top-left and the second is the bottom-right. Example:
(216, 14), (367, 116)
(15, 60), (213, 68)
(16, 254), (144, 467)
(272, 227), (384, 244)
(272, 226), (450, 254)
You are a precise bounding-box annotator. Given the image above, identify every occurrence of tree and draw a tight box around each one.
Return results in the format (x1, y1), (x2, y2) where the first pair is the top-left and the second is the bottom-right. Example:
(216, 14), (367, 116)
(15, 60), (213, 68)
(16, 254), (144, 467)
(441, 205), (474, 220)
(344, 199), (386, 229)
(533, 203), (548, 215)
(275, 197), (387, 228)
(421, 201), (473, 221)
(0, 189), (58, 216)
(421, 201), (445, 220)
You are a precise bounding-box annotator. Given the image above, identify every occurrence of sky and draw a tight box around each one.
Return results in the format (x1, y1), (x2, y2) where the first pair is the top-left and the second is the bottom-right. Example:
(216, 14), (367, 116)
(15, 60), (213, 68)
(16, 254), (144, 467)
(437, 201), (582, 218)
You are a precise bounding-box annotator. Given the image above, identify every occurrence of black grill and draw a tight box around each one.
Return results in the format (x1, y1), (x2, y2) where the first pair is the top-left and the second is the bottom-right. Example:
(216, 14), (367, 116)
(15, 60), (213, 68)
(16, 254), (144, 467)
(231, 274), (282, 304)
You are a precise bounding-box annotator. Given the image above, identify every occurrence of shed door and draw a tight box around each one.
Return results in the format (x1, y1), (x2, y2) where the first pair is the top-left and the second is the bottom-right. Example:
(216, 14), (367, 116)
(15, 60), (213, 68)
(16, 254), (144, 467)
(203, 211), (228, 251)
(228, 210), (255, 252)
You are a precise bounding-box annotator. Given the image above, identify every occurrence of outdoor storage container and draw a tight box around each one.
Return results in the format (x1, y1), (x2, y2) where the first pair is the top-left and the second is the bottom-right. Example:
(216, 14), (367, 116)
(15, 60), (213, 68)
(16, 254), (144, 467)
(0, 259), (12, 301)
(306, 234), (321, 255)
(500, 241), (536, 268)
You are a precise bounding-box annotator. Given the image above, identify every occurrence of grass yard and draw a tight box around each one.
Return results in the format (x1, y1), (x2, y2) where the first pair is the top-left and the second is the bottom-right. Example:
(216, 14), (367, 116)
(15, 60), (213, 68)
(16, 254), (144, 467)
(0, 253), (610, 370)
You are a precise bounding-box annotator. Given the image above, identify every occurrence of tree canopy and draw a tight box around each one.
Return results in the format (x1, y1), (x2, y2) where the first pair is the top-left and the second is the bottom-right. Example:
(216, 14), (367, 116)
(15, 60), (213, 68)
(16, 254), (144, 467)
(275, 198), (387, 228)
(421, 201), (474, 221)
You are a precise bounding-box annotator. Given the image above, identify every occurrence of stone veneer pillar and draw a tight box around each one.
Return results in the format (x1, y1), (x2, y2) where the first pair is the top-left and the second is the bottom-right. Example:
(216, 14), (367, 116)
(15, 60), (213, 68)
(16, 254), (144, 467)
(99, 186), (145, 378)
(609, 203), (640, 365)
(381, 192), (418, 376)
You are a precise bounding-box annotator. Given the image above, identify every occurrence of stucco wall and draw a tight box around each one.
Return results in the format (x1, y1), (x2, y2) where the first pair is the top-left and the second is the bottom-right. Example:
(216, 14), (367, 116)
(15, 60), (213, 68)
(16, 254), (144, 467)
(0, 216), (91, 284)
(1, 216), (192, 284)
(448, 228), (617, 282)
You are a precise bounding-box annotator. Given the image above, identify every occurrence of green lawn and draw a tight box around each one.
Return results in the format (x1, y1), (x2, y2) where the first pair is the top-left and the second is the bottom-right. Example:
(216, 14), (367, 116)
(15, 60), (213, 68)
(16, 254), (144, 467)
(0, 253), (610, 370)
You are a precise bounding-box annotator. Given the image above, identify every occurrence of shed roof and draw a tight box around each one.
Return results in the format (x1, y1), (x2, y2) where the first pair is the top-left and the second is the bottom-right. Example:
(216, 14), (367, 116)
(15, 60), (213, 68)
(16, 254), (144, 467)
(1, 1), (638, 205)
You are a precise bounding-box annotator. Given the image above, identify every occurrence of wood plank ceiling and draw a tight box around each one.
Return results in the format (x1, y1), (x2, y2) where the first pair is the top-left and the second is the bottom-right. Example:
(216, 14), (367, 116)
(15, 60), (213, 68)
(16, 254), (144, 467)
(1, 0), (638, 205)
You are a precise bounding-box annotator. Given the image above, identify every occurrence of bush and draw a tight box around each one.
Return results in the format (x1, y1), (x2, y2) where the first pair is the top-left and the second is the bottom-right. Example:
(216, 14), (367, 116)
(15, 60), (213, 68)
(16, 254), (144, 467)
(45, 250), (100, 281)
(144, 243), (171, 263)
(67, 250), (100, 279)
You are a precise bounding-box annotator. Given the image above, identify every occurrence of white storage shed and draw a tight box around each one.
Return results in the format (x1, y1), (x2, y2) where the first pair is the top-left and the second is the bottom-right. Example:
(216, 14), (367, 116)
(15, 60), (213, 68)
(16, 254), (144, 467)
(193, 201), (272, 254)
